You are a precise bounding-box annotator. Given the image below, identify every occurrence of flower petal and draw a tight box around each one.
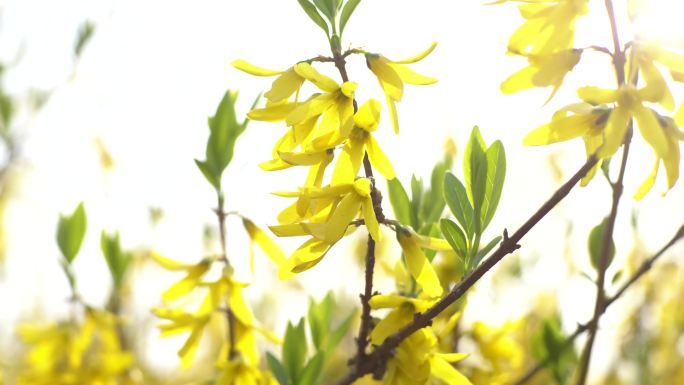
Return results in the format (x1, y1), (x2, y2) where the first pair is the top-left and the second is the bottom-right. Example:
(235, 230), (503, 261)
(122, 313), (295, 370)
(429, 356), (473, 385)
(288, 238), (331, 273)
(293, 62), (340, 92)
(523, 114), (593, 145)
(354, 99), (382, 132)
(599, 106), (631, 159)
(634, 159), (659, 200)
(362, 196), (381, 242)
(578, 86), (619, 105)
(390, 42), (437, 64)
(397, 232), (443, 297)
(366, 135), (396, 180)
(390, 63), (437, 85)
(634, 104), (669, 159)
(331, 137), (365, 185)
(324, 193), (362, 243)
(231, 59), (283, 76)
(265, 68), (305, 102)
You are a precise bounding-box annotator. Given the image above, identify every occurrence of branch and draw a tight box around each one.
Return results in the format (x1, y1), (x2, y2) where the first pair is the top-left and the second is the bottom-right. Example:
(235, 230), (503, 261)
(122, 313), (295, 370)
(215, 193), (237, 360)
(511, 221), (684, 385)
(334, 154), (599, 385)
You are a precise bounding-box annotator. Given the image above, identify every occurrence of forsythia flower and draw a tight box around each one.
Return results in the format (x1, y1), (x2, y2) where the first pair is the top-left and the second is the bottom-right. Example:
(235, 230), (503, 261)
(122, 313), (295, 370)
(17, 310), (135, 385)
(332, 99), (395, 184)
(501, 48), (582, 102)
(366, 43), (438, 133)
(369, 295), (472, 385)
(231, 60), (304, 103)
(152, 255), (275, 371)
(493, 0), (589, 55)
(272, 178), (380, 274)
(396, 228), (449, 298)
(523, 102), (610, 185)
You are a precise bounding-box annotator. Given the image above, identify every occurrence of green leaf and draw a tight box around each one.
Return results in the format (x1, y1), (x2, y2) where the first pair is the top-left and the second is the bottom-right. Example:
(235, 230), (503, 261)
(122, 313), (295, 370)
(297, 0), (331, 35)
(313, 0), (336, 20)
(532, 317), (577, 384)
(588, 218), (616, 271)
(56, 202), (87, 263)
(266, 352), (290, 385)
(474, 236), (502, 267)
(74, 21), (95, 57)
(440, 219), (467, 259)
(443, 173), (474, 240)
(422, 157), (451, 225)
(339, 0), (361, 35)
(410, 175), (424, 229)
(100, 231), (132, 289)
(307, 292), (334, 351)
(387, 178), (411, 227)
(324, 312), (354, 358)
(0, 92), (14, 129)
(481, 140), (506, 231)
(464, 126), (488, 234)
(194, 159), (220, 191)
(283, 319), (307, 384)
(199, 90), (253, 191)
(299, 352), (324, 385)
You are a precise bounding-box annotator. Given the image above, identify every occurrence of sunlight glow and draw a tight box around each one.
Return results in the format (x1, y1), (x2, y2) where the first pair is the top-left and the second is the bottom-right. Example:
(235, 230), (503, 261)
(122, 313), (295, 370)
(632, 0), (684, 45)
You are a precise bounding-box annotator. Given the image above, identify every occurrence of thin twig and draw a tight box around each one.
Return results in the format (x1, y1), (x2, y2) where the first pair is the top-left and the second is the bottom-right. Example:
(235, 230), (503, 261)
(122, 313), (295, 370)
(511, 222), (684, 385)
(215, 193), (237, 360)
(331, 44), (385, 371)
(333, 154), (599, 385)
(574, 1), (628, 382)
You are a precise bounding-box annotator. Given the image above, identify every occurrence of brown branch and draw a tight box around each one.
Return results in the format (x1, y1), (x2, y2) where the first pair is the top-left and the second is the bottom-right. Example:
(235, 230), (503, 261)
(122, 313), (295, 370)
(574, 1), (629, 381)
(331, 47), (384, 371)
(511, 222), (684, 385)
(333, 154), (599, 385)
(215, 193), (237, 360)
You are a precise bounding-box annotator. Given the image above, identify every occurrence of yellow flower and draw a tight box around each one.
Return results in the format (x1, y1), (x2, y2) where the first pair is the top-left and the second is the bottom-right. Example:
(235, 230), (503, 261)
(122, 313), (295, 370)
(366, 43), (438, 133)
(271, 178), (381, 274)
(495, 0), (589, 55)
(18, 310), (135, 385)
(396, 228), (449, 298)
(369, 295), (472, 385)
(501, 48), (582, 102)
(231, 59), (304, 103)
(332, 99), (396, 184)
(523, 102), (610, 185)
(634, 112), (684, 199)
(285, 63), (358, 151)
(578, 71), (671, 160)
(216, 360), (277, 385)
(152, 253), (212, 302)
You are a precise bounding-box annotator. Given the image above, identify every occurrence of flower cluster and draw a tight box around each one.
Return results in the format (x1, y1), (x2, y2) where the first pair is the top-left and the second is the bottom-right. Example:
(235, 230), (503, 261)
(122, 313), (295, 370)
(497, 0), (684, 198)
(17, 309), (136, 385)
(233, 44), (440, 289)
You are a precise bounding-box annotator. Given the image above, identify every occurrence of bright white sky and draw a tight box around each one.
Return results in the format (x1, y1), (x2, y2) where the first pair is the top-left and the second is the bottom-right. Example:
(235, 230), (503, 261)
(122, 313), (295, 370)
(1, 0), (684, 380)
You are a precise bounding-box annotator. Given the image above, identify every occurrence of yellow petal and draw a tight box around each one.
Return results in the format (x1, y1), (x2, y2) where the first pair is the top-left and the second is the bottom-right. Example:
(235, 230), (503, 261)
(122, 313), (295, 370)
(369, 57), (404, 101)
(580, 133), (603, 186)
(151, 252), (193, 271)
(429, 356), (473, 385)
(259, 158), (292, 171)
(293, 62), (340, 92)
(362, 196), (381, 242)
(265, 68), (305, 102)
(286, 93), (336, 126)
(354, 99), (382, 132)
(501, 65), (537, 94)
(369, 294), (408, 309)
(599, 106), (631, 159)
(663, 137), (680, 191)
(278, 150), (330, 166)
(231, 59), (282, 76)
(242, 219), (288, 268)
(638, 60), (670, 106)
(288, 238), (331, 273)
(179, 322), (207, 368)
(340, 81), (358, 98)
(331, 138), (365, 185)
(324, 193), (362, 243)
(228, 284), (254, 325)
(417, 235), (452, 251)
(353, 178), (372, 197)
(435, 352), (469, 363)
(634, 159), (659, 200)
(162, 263), (209, 302)
(675, 103), (684, 127)
(366, 135), (396, 180)
(248, 103), (297, 122)
(397, 232), (443, 297)
(390, 42), (437, 64)
(268, 223), (309, 237)
(578, 86), (619, 105)
(386, 95), (400, 134)
(390, 63), (438, 85)
(370, 308), (411, 345)
(634, 104), (669, 158)
(523, 114), (593, 145)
